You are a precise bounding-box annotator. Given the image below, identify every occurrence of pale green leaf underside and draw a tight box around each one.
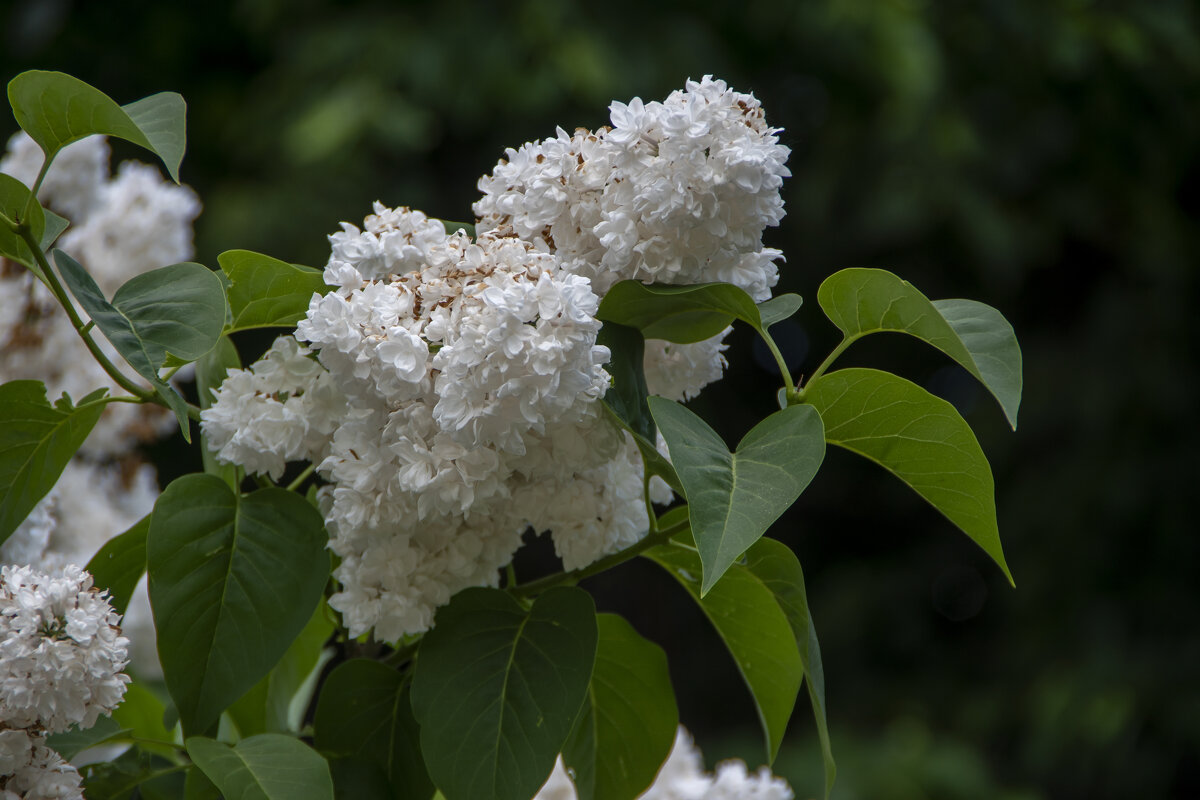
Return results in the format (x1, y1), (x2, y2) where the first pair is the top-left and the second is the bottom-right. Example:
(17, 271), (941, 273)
(817, 268), (1021, 429)
(804, 368), (1013, 584)
(648, 397), (825, 594)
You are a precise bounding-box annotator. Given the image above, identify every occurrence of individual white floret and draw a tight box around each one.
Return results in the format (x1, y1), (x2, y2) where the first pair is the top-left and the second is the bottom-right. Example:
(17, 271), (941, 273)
(0, 729), (83, 800)
(0, 565), (130, 734)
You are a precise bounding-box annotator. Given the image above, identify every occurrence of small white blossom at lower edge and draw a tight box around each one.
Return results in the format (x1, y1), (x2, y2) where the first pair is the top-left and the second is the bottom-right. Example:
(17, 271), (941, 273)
(534, 727), (793, 800)
(0, 565), (130, 734)
(0, 729), (83, 800)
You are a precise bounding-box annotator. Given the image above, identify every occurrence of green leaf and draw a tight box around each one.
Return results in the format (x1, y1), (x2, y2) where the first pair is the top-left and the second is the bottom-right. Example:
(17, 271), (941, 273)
(741, 538), (835, 799)
(314, 659), (434, 800)
(8, 71), (186, 182)
(804, 368), (1013, 583)
(85, 514), (149, 615)
(41, 208), (69, 250)
(187, 734), (334, 800)
(230, 601), (334, 737)
(644, 537), (802, 764)
(0, 380), (105, 544)
(218, 250), (329, 333)
(112, 683), (175, 759)
(55, 250), (227, 440)
(184, 768), (222, 800)
(410, 587), (598, 800)
(195, 336), (241, 488)
(597, 281), (761, 344)
(327, 757), (394, 800)
(81, 747), (178, 800)
(597, 322), (654, 442)
(757, 294), (804, 329)
(817, 268), (1021, 428)
(562, 614), (678, 800)
(148, 474), (331, 736)
(439, 220), (476, 239)
(0, 172), (46, 272)
(47, 716), (128, 760)
(648, 397), (825, 595)
(932, 298), (1023, 429)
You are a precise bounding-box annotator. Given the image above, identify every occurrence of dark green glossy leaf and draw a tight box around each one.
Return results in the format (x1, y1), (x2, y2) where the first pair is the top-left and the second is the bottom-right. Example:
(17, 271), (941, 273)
(648, 397), (825, 594)
(47, 716), (128, 760)
(314, 659), (433, 800)
(817, 268), (1021, 428)
(187, 734), (334, 800)
(563, 614), (678, 800)
(328, 757), (394, 800)
(0, 380), (104, 544)
(8, 71), (186, 182)
(0, 173), (46, 273)
(230, 601), (334, 737)
(804, 368), (1013, 583)
(184, 768), (222, 800)
(148, 474), (330, 735)
(742, 538), (835, 799)
(597, 322), (654, 442)
(644, 537), (802, 763)
(597, 281), (761, 344)
(218, 249), (329, 333)
(410, 587), (598, 800)
(85, 514), (149, 615)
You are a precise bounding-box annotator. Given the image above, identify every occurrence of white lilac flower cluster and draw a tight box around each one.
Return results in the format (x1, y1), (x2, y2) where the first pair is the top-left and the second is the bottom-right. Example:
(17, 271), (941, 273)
(0, 132), (200, 677)
(536, 727), (793, 800)
(203, 76), (788, 640)
(0, 565), (130, 800)
(475, 75), (789, 401)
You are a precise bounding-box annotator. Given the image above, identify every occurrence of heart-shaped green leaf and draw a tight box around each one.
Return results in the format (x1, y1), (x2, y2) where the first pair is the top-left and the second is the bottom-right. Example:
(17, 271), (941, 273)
(804, 368), (1012, 583)
(0, 173), (46, 273)
(410, 587), (598, 800)
(313, 659), (434, 800)
(86, 514), (149, 615)
(644, 535), (802, 764)
(148, 474), (330, 736)
(563, 614), (678, 800)
(218, 250), (329, 333)
(742, 537), (835, 799)
(187, 735), (334, 800)
(55, 250), (227, 440)
(8, 71), (186, 182)
(817, 268), (1022, 429)
(0, 381), (105, 544)
(648, 397), (825, 594)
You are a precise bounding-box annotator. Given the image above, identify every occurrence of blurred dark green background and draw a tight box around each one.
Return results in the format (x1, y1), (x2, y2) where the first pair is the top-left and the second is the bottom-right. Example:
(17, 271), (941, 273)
(4, 1), (1197, 797)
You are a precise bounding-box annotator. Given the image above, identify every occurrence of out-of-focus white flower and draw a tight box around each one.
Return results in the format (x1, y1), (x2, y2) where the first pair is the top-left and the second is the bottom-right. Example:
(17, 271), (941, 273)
(0, 729), (83, 800)
(534, 727), (793, 800)
(0, 565), (130, 734)
(0, 133), (108, 222)
(643, 331), (731, 403)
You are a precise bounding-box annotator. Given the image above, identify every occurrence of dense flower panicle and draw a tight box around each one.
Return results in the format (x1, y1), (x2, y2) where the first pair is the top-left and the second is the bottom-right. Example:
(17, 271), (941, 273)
(0, 729), (83, 800)
(0, 565), (130, 734)
(535, 727), (793, 800)
(475, 76), (788, 401)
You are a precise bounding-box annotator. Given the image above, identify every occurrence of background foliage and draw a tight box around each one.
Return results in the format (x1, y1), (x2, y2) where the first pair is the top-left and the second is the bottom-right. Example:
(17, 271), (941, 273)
(3, 0), (1196, 797)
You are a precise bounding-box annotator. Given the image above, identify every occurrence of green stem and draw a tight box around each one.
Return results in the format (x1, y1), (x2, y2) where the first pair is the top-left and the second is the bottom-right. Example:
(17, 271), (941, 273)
(799, 334), (857, 395)
(509, 517), (690, 598)
(505, 562), (518, 588)
(757, 327), (796, 396)
(126, 735), (188, 755)
(160, 363), (184, 382)
(384, 639), (420, 667)
(75, 394), (148, 413)
(285, 463), (316, 492)
(16, 227), (154, 401)
(21, 157), (52, 224)
(0, 208), (17, 230)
